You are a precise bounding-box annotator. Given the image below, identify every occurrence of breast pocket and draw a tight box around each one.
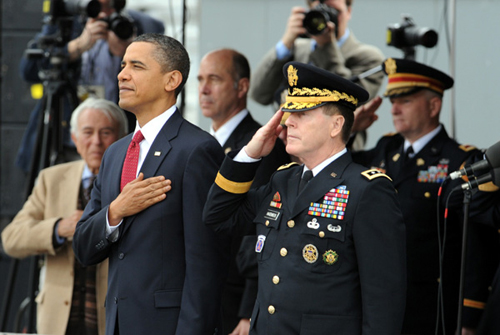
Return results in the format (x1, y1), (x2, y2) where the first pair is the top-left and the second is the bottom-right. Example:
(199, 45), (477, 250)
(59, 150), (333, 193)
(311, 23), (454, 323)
(298, 216), (345, 274)
(253, 207), (283, 261)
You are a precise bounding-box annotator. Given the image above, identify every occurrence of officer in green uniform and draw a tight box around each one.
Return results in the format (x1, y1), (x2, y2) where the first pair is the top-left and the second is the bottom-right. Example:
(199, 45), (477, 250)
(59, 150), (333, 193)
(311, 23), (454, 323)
(351, 58), (494, 334)
(203, 61), (407, 335)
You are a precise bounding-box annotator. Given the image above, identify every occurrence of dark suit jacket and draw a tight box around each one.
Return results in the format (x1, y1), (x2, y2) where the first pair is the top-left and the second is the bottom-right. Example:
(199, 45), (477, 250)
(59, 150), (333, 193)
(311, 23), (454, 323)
(73, 110), (227, 335)
(219, 113), (289, 332)
(352, 126), (484, 334)
(204, 151), (406, 335)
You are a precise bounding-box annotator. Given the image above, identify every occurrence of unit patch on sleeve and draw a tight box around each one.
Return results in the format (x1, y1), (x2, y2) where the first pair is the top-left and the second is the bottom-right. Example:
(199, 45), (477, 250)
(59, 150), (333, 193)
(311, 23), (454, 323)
(255, 235), (266, 253)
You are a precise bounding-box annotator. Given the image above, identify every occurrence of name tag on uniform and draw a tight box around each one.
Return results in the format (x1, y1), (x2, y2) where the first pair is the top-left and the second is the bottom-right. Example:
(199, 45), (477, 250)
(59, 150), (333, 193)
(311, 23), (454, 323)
(264, 210), (280, 221)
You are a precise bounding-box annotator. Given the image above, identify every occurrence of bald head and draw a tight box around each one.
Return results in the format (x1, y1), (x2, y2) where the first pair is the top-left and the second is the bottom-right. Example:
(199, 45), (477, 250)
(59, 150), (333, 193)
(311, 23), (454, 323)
(198, 49), (250, 131)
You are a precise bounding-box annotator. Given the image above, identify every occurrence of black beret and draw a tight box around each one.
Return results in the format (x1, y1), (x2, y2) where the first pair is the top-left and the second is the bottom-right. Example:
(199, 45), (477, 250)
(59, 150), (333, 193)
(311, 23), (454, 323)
(281, 61), (369, 112)
(382, 58), (454, 98)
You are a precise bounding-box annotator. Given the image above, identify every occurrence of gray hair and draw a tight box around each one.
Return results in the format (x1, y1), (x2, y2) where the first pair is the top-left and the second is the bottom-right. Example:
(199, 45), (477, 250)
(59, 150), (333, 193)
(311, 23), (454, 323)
(70, 98), (129, 138)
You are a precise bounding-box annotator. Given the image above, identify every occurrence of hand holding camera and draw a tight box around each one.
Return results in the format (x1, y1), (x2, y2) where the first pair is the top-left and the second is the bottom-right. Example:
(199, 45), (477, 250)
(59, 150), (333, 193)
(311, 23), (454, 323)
(281, 3), (339, 50)
(68, 13), (108, 60)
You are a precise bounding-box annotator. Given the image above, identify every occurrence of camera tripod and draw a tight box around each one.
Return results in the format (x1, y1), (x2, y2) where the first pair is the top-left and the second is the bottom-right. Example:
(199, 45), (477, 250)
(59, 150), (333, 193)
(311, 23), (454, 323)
(0, 58), (79, 333)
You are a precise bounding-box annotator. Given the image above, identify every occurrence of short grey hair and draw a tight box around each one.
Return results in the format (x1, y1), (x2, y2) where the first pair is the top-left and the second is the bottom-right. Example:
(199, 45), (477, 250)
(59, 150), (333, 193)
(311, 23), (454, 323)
(70, 98), (129, 138)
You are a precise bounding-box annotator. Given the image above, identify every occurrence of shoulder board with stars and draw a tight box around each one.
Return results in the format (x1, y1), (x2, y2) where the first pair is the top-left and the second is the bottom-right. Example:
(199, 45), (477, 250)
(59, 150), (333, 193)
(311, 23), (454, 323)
(361, 169), (392, 181)
(382, 132), (398, 137)
(277, 162), (299, 171)
(459, 144), (477, 152)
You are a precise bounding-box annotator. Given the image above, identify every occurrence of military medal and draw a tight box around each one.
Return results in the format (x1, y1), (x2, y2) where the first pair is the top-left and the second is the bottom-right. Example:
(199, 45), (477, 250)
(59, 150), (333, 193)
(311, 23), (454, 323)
(323, 250), (338, 265)
(327, 224), (341, 232)
(307, 218), (320, 229)
(302, 244), (318, 263)
(308, 186), (349, 219)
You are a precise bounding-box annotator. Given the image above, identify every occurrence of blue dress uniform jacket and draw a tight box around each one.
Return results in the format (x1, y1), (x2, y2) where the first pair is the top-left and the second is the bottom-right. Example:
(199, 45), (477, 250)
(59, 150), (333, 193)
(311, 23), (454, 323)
(204, 151), (407, 335)
(73, 110), (227, 335)
(352, 126), (482, 334)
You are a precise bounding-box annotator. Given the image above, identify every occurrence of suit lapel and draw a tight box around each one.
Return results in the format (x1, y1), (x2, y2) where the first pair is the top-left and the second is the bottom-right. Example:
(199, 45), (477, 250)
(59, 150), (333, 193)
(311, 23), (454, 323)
(286, 169), (302, 213)
(59, 161), (85, 212)
(223, 114), (258, 153)
(60, 161), (84, 263)
(139, 112), (182, 179)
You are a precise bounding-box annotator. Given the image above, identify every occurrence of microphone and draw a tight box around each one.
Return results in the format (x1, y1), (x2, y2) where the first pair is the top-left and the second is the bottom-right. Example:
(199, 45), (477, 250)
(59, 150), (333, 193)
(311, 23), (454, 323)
(455, 167), (500, 191)
(449, 141), (500, 180)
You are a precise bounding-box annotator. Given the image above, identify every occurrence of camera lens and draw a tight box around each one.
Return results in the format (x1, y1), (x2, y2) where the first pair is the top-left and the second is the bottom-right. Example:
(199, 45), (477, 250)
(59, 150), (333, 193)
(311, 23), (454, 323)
(405, 27), (438, 48)
(107, 13), (134, 40)
(303, 10), (328, 35)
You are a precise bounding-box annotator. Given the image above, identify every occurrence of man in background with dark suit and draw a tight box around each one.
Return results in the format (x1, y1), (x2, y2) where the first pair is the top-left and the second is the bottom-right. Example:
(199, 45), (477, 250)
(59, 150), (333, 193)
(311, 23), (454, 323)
(73, 33), (227, 335)
(198, 48), (290, 335)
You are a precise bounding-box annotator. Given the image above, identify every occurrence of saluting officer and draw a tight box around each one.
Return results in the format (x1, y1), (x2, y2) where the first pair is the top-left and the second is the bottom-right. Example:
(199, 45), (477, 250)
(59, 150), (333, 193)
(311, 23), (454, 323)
(203, 61), (407, 335)
(351, 58), (492, 334)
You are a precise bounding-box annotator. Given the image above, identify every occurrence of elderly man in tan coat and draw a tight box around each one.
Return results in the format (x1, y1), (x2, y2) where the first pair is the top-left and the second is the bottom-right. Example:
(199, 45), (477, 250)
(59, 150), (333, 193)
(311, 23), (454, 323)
(2, 98), (128, 335)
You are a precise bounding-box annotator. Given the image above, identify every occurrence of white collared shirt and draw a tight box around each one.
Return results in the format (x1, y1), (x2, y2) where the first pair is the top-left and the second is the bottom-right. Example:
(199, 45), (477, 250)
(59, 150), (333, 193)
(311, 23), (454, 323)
(404, 124), (442, 155)
(303, 148), (347, 177)
(210, 109), (249, 146)
(132, 105), (177, 174)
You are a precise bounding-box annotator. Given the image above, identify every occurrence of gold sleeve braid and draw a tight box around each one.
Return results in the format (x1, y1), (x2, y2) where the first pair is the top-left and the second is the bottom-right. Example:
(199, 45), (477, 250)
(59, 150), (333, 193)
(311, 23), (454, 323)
(215, 172), (253, 194)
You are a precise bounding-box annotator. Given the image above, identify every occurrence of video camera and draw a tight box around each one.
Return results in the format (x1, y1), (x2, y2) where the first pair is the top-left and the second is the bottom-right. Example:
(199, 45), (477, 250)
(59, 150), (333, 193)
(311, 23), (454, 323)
(303, 2), (338, 36)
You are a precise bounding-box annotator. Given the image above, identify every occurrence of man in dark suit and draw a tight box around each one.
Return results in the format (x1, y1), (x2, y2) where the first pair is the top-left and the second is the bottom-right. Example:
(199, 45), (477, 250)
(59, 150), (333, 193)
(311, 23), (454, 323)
(73, 33), (227, 335)
(203, 61), (407, 334)
(351, 58), (493, 334)
(198, 48), (290, 335)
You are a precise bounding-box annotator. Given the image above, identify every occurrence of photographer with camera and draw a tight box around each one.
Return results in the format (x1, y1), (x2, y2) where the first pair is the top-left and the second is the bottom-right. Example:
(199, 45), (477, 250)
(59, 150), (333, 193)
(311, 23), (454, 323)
(250, 0), (384, 151)
(16, 0), (164, 174)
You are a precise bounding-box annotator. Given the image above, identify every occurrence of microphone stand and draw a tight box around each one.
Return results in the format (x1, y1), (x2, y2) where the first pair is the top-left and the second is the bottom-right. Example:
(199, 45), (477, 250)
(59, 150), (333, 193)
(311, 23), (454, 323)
(456, 188), (473, 332)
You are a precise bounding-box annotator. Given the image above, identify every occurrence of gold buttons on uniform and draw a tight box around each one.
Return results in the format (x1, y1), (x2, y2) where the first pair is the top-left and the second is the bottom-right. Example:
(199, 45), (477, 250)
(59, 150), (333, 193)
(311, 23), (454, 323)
(280, 248), (288, 257)
(265, 220), (270, 226)
(268, 305), (275, 314)
(272, 275), (280, 284)
(424, 192), (431, 198)
(319, 231), (325, 238)
(287, 220), (295, 228)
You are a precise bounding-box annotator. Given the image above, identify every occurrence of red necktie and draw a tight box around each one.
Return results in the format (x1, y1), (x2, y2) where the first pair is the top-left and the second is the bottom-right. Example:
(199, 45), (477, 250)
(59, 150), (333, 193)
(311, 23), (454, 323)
(120, 130), (144, 191)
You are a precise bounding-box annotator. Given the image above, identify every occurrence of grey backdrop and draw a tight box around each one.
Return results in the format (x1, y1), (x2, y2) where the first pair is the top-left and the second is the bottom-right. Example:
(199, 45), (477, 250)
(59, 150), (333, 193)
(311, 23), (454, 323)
(197, 0), (499, 150)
